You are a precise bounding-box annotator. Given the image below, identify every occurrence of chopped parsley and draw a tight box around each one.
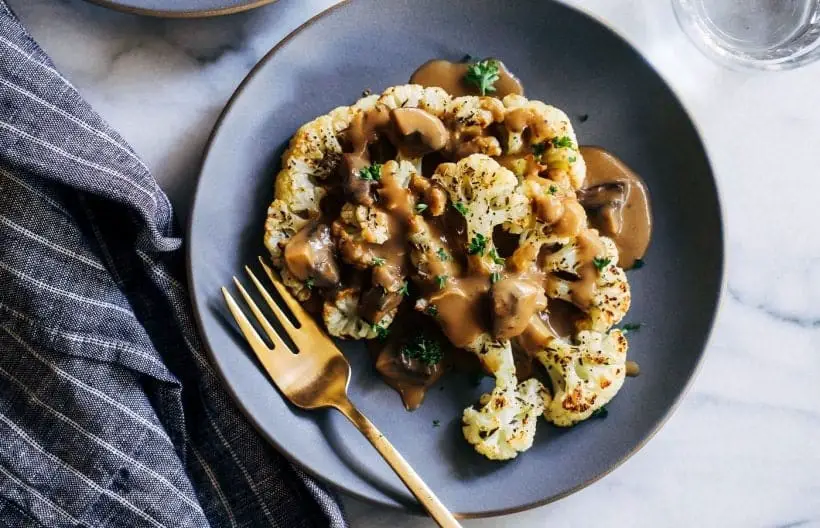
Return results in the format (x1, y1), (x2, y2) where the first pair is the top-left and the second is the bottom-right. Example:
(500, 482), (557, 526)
(488, 248), (505, 265)
(463, 59), (500, 95)
(436, 248), (449, 261)
(568, 155), (577, 163)
(371, 257), (386, 267)
(401, 334), (443, 365)
(453, 202), (469, 216)
(435, 275), (448, 289)
(532, 142), (547, 157)
(425, 304), (439, 317)
(621, 323), (643, 334)
(490, 271), (501, 284)
(358, 163), (382, 181)
(415, 203), (428, 214)
(592, 257), (611, 271)
(467, 233), (487, 255)
(632, 258), (645, 270)
(398, 282), (409, 296)
(304, 277), (315, 290)
(372, 323), (389, 340)
(551, 136), (574, 149)
(548, 185), (558, 195)
(591, 406), (608, 419)
(432, 419), (441, 428)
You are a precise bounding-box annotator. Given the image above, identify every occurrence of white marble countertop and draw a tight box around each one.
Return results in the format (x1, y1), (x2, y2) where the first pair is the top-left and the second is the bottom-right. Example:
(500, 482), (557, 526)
(10, 0), (818, 526)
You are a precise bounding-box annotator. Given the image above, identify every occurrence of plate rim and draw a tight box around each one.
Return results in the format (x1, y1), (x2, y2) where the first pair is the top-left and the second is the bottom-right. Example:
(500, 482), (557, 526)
(81, 0), (277, 18)
(187, 0), (727, 517)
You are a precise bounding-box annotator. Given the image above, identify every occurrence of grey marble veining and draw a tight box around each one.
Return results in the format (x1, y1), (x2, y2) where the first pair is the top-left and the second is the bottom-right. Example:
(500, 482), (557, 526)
(8, 0), (818, 526)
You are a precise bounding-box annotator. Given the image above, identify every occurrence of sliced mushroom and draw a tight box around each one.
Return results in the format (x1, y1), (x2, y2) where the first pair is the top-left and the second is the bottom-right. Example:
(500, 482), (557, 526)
(360, 287), (404, 324)
(283, 222), (340, 288)
(577, 181), (628, 236)
(490, 277), (547, 340)
(390, 108), (450, 157)
(338, 153), (375, 206)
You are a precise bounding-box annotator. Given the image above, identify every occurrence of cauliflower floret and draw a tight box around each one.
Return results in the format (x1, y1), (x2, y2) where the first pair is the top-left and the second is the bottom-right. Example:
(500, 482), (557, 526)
(327, 94), (379, 130)
(406, 215), (458, 284)
(282, 116), (342, 179)
(263, 200), (311, 265)
(500, 95), (586, 189)
(331, 203), (390, 269)
(274, 169), (326, 214)
(377, 85), (450, 117)
(433, 154), (529, 272)
(537, 329), (628, 427)
(265, 97), (378, 267)
(463, 378), (548, 460)
(323, 288), (395, 339)
(446, 96), (505, 130)
(383, 159), (417, 190)
(544, 236), (631, 332)
(376, 86), (451, 169)
(280, 267), (311, 302)
(460, 335), (548, 460)
(339, 203), (390, 245)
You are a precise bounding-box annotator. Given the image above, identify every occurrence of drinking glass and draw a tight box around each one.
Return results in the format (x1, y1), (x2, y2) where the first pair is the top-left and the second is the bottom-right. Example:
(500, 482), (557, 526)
(672, 0), (820, 70)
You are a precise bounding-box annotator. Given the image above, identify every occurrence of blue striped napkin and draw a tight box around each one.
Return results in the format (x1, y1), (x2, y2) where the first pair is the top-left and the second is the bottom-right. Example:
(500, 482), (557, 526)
(0, 3), (347, 527)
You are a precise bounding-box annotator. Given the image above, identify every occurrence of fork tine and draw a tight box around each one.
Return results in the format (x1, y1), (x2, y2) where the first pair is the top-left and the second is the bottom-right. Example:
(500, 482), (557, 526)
(229, 278), (294, 354)
(232, 276), (280, 346)
(221, 286), (273, 353)
(222, 286), (297, 390)
(257, 256), (318, 330)
(244, 265), (298, 336)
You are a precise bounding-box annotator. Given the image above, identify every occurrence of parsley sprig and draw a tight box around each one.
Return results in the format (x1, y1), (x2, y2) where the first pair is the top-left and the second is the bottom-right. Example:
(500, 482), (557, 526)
(592, 257), (611, 271)
(591, 406), (608, 419)
(467, 233), (488, 255)
(464, 59), (500, 96)
(372, 323), (389, 340)
(401, 334), (443, 365)
(551, 136), (574, 149)
(488, 248), (505, 265)
(358, 163), (382, 181)
(621, 323), (642, 334)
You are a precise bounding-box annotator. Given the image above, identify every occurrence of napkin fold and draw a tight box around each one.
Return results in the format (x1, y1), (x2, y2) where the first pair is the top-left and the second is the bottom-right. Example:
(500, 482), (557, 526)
(0, 3), (346, 527)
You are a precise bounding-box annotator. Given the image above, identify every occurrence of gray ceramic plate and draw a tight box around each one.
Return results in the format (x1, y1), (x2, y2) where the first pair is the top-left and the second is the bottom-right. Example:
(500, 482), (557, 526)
(189, 0), (724, 516)
(84, 0), (275, 17)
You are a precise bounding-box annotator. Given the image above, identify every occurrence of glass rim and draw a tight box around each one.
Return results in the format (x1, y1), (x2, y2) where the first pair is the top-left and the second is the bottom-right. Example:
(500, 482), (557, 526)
(672, 0), (820, 71)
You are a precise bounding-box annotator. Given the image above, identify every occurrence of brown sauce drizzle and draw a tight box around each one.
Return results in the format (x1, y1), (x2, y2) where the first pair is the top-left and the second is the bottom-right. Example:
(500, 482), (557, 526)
(281, 60), (653, 409)
(578, 146), (652, 269)
(410, 59), (524, 98)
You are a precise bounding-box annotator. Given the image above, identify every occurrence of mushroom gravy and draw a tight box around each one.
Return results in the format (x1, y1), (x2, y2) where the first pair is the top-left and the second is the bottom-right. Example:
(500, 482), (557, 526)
(410, 59), (524, 98)
(279, 60), (651, 409)
(578, 146), (652, 269)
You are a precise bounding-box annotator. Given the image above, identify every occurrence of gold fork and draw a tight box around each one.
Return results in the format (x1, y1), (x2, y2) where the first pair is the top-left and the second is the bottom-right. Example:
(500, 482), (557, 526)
(221, 257), (461, 528)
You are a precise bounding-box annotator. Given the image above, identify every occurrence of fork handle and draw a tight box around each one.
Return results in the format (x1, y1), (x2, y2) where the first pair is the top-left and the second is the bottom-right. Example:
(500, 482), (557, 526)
(334, 400), (462, 527)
